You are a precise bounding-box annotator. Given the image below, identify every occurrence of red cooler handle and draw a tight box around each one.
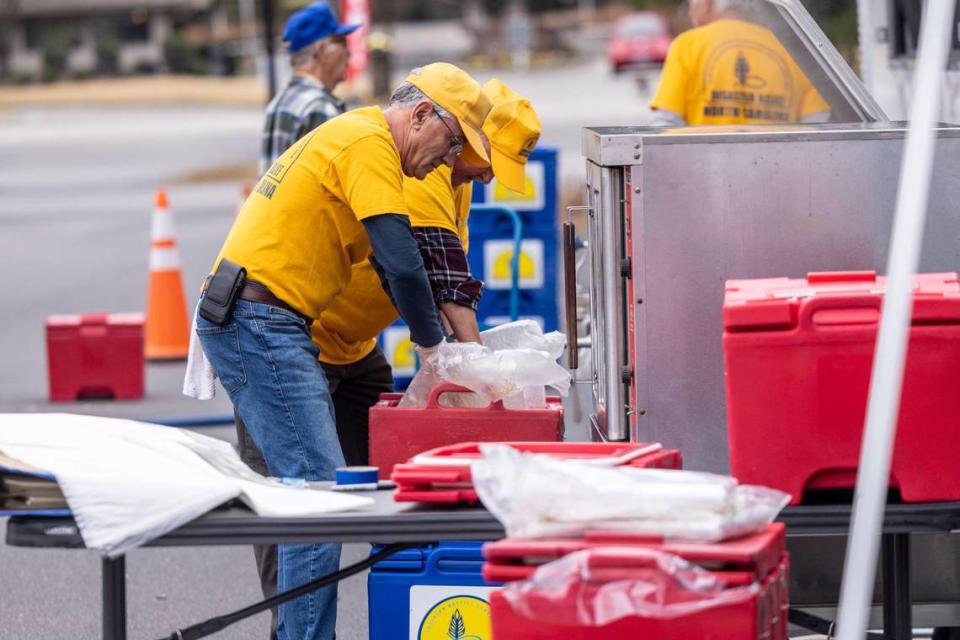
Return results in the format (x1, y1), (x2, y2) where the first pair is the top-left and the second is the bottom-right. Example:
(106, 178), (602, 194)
(799, 295), (881, 330)
(425, 382), (504, 411)
(807, 271), (877, 284)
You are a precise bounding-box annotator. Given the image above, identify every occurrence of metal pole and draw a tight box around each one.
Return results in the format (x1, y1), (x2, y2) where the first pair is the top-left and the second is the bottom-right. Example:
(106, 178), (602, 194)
(855, 0), (875, 91)
(261, 0), (277, 100)
(102, 555), (127, 640)
(881, 533), (912, 640)
(834, 2), (954, 640)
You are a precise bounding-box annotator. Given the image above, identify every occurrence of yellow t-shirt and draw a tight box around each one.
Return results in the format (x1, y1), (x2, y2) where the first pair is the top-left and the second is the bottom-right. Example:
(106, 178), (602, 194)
(651, 19), (828, 125)
(215, 106), (409, 320)
(311, 261), (397, 365)
(312, 171), (475, 365)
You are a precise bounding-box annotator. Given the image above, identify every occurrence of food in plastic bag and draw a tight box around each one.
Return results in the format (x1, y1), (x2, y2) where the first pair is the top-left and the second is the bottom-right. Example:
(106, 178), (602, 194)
(398, 322), (571, 408)
(472, 444), (789, 541)
(498, 546), (759, 626)
(480, 319), (566, 360)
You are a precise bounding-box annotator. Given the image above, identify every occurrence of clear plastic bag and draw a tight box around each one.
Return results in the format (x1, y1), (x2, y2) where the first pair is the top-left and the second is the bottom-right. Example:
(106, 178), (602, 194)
(499, 547), (759, 626)
(398, 324), (571, 408)
(472, 444), (789, 541)
(480, 319), (567, 360)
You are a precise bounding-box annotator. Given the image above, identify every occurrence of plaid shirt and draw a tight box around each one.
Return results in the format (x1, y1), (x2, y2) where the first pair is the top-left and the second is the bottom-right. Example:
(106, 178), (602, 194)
(259, 74), (345, 174)
(371, 226), (483, 313)
(413, 227), (483, 311)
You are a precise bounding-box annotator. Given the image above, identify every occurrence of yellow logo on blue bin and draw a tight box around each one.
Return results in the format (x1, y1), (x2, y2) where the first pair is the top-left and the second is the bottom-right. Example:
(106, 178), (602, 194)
(492, 249), (536, 281)
(383, 326), (416, 376)
(483, 239), (544, 290)
(417, 596), (490, 640)
(393, 338), (414, 369)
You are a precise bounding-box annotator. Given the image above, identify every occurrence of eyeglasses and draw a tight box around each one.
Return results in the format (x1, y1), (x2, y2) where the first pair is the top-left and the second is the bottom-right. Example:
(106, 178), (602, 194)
(433, 108), (465, 156)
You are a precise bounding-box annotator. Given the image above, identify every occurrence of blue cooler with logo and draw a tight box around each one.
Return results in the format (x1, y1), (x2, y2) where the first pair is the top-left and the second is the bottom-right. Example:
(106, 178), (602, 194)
(368, 541), (498, 640)
(470, 146), (559, 332)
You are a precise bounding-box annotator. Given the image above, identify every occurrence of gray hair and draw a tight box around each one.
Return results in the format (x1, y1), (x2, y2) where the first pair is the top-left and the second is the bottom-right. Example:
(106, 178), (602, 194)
(714, 0), (752, 13)
(389, 67), (454, 121)
(290, 44), (315, 69)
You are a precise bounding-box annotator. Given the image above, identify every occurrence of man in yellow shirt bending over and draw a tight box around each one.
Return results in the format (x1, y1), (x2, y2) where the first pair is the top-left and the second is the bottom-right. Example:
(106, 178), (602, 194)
(650, 0), (829, 126)
(194, 63), (491, 640)
(312, 78), (540, 458)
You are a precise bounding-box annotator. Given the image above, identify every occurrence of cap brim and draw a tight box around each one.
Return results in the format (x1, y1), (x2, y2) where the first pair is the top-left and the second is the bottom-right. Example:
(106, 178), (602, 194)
(491, 147), (526, 193)
(458, 120), (490, 167)
(334, 22), (362, 36)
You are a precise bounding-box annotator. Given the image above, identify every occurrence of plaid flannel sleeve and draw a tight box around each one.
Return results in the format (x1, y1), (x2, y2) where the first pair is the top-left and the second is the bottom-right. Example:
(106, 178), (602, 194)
(412, 227), (484, 311)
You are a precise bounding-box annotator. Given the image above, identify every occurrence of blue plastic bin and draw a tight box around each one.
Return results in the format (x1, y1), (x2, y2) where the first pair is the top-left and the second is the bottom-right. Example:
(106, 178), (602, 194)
(368, 541), (499, 640)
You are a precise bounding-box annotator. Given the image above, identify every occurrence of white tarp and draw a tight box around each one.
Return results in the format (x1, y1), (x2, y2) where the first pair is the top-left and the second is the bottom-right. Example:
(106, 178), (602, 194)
(0, 413), (372, 557)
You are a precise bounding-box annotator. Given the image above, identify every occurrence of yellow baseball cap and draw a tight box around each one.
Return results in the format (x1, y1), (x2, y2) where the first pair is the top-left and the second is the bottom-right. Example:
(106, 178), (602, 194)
(481, 79), (541, 193)
(406, 63), (492, 167)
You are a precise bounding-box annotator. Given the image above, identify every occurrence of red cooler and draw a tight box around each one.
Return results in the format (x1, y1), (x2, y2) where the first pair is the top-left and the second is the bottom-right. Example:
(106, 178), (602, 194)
(369, 383), (563, 475)
(487, 525), (788, 640)
(46, 312), (145, 401)
(723, 271), (960, 503)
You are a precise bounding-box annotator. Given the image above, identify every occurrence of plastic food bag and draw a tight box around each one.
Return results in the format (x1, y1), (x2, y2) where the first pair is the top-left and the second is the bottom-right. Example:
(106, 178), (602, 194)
(398, 323), (571, 408)
(439, 346), (570, 402)
(480, 319), (567, 360)
(499, 547), (759, 626)
(472, 444), (789, 541)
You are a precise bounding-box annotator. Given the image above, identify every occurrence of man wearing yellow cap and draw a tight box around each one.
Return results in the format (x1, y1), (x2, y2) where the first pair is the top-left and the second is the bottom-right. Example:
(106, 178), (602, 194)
(193, 63), (491, 640)
(401, 78), (541, 342)
(312, 78), (541, 454)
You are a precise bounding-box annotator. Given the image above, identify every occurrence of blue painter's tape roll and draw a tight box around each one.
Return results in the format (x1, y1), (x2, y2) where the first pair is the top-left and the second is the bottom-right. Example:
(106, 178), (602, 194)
(335, 466), (379, 486)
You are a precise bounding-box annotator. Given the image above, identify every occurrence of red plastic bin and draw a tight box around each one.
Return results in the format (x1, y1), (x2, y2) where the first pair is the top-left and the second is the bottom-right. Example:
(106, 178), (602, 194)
(482, 523), (785, 584)
(391, 441), (682, 504)
(723, 271), (960, 504)
(489, 545), (788, 640)
(46, 312), (145, 402)
(369, 383), (564, 476)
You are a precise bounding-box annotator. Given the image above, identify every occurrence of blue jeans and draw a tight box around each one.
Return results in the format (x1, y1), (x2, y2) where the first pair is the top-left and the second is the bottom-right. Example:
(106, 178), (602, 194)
(196, 298), (345, 640)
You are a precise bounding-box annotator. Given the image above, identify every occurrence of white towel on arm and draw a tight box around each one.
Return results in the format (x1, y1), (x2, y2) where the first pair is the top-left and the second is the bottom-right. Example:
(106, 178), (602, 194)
(182, 309), (217, 400)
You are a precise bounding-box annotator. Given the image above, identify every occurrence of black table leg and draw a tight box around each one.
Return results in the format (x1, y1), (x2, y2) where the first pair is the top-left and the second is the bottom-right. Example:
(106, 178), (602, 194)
(882, 533), (911, 640)
(102, 555), (127, 640)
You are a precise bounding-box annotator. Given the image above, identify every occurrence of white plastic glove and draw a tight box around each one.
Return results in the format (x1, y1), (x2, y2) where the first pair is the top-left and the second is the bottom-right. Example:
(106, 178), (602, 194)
(416, 341), (444, 371)
(397, 342), (446, 408)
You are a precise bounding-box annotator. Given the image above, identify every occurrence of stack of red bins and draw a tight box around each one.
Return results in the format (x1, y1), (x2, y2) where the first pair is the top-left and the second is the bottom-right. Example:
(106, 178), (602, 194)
(46, 312), (145, 402)
(723, 271), (960, 503)
(369, 383), (565, 476)
(390, 441), (682, 504)
(483, 523), (789, 640)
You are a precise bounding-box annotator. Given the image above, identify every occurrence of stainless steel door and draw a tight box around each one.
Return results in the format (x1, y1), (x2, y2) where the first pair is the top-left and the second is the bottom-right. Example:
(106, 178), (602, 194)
(585, 161), (629, 441)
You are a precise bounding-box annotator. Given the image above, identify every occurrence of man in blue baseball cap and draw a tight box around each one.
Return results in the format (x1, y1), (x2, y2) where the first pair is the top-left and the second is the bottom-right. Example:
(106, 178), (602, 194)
(260, 1), (361, 174)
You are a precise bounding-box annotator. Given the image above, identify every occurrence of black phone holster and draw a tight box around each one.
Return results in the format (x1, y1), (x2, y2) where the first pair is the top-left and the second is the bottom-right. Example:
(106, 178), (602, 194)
(199, 259), (246, 325)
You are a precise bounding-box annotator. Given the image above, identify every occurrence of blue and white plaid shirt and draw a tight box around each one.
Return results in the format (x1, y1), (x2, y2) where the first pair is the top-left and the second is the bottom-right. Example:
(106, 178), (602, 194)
(259, 74), (346, 175)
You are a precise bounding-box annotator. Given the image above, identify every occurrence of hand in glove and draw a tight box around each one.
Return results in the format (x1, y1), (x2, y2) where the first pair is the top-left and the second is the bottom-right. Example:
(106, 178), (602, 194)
(397, 341), (446, 408)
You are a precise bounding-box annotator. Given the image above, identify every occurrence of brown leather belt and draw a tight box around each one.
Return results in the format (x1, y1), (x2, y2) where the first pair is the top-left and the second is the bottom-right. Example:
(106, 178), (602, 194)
(240, 281), (313, 325)
(203, 276), (312, 325)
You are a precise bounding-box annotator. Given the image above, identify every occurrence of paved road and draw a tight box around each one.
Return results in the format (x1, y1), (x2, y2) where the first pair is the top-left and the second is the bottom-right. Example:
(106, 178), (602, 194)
(0, 60), (653, 639)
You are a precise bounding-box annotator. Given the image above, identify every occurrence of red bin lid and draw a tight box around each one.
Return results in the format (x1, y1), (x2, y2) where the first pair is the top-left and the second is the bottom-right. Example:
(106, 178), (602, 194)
(724, 271), (960, 330)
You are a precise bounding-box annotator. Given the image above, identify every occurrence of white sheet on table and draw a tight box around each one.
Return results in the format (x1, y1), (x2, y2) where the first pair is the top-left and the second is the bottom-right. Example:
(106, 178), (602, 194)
(0, 413), (372, 556)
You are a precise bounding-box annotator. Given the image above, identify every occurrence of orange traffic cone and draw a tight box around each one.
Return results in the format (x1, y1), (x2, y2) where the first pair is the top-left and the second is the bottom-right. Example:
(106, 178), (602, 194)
(144, 188), (190, 360)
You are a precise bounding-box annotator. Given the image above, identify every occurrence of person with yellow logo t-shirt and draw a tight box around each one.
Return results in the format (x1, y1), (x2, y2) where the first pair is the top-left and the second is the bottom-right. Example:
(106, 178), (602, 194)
(650, 0), (829, 126)
(192, 63), (491, 640)
(310, 79), (540, 459)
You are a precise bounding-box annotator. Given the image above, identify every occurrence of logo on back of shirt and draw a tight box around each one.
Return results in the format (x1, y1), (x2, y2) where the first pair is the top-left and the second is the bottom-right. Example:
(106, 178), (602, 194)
(734, 51), (767, 89)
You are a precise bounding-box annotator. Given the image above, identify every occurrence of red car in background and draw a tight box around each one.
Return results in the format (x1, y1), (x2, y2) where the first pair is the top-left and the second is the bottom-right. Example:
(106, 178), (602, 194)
(607, 12), (673, 73)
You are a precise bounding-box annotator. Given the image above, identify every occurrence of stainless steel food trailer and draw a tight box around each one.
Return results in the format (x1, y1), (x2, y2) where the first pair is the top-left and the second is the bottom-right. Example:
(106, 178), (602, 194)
(571, 0), (960, 627)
